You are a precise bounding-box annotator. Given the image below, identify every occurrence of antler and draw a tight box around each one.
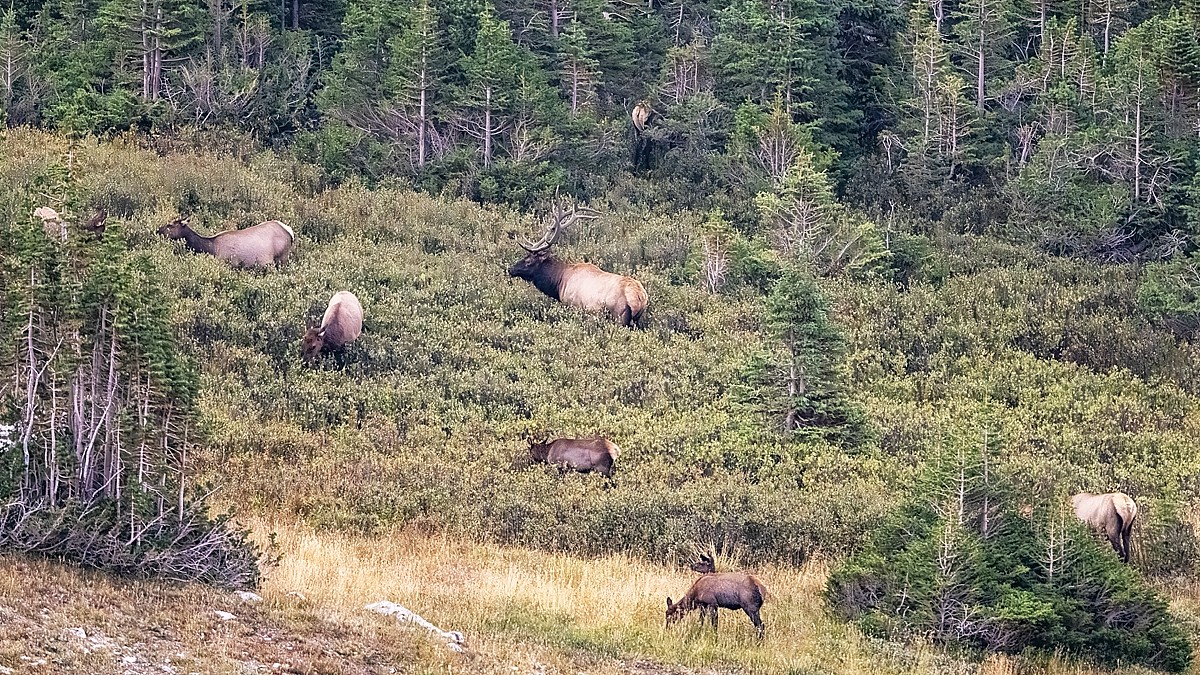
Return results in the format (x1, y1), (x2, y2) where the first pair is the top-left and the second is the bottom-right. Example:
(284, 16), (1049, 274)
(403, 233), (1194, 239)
(519, 202), (601, 252)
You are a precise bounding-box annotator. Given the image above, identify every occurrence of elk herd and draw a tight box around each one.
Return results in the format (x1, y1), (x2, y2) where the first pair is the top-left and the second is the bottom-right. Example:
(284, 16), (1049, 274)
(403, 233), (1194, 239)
(29, 199), (1151, 641)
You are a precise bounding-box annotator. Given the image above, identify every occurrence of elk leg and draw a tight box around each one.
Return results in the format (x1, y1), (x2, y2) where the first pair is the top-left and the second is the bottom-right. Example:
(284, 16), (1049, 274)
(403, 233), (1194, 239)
(1106, 519), (1124, 560)
(745, 608), (764, 640)
(709, 605), (718, 631)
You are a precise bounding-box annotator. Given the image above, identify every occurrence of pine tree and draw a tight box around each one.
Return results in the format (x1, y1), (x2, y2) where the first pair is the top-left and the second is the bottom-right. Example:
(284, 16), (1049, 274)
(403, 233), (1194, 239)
(756, 147), (889, 276)
(457, 6), (525, 167)
(737, 267), (866, 445)
(950, 0), (1016, 111)
(386, 0), (448, 169)
(96, 0), (207, 102)
(557, 17), (600, 116)
(0, 8), (27, 125)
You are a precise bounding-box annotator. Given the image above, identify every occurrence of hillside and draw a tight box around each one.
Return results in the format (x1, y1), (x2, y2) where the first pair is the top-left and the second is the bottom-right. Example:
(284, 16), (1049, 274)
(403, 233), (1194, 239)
(4, 130), (1200, 672)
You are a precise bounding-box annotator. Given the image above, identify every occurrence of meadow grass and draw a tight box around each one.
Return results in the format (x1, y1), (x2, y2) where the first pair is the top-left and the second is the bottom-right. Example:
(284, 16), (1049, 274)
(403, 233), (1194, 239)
(252, 518), (1190, 675)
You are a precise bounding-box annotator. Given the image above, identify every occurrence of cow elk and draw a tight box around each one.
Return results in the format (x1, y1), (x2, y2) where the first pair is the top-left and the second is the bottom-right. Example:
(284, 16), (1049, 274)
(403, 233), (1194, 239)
(508, 204), (648, 327)
(528, 437), (618, 478)
(158, 216), (295, 269)
(1071, 491), (1138, 563)
(301, 291), (364, 365)
(666, 572), (767, 639)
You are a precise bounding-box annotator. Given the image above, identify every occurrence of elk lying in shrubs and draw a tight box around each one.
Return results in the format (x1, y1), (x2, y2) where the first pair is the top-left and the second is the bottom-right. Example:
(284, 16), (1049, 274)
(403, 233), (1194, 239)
(1071, 491), (1138, 563)
(508, 204), (649, 327)
(528, 437), (618, 478)
(158, 216), (295, 269)
(666, 572), (767, 638)
(301, 291), (363, 365)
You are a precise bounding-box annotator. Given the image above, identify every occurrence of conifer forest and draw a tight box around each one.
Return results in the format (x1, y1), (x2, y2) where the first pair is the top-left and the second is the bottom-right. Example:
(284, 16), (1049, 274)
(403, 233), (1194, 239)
(3, 0), (1200, 672)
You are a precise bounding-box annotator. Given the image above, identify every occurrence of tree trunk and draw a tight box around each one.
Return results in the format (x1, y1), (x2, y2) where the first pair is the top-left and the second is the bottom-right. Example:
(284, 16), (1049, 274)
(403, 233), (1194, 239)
(483, 86), (493, 168)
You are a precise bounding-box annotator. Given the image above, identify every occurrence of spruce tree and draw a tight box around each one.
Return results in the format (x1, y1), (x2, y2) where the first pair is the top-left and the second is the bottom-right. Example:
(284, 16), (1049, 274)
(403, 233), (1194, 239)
(737, 267), (867, 445)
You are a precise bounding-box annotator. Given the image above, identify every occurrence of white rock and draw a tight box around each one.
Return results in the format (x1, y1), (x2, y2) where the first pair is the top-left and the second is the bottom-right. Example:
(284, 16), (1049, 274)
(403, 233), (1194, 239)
(123, 655), (137, 664)
(213, 610), (237, 622)
(235, 591), (263, 603)
(364, 600), (467, 652)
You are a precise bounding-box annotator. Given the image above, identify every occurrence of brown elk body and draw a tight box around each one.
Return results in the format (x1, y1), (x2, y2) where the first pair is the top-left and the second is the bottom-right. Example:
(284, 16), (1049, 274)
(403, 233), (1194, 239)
(666, 573), (767, 638)
(509, 205), (649, 327)
(301, 291), (364, 364)
(158, 217), (295, 268)
(1071, 491), (1138, 563)
(528, 437), (618, 478)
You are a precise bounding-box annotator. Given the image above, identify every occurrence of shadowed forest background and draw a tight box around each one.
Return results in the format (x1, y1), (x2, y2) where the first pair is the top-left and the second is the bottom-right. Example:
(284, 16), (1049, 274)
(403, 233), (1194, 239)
(3, 0), (1200, 671)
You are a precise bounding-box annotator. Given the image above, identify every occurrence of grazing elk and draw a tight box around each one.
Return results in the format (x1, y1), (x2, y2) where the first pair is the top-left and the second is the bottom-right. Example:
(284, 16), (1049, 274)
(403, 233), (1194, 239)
(528, 437), (618, 478)
(301, 291), (364, 365)
(666, 572), (767, 639)
(508, 205), (649, 327)
(1071, 491), (1138, 563)
(157, 216), (295, 269)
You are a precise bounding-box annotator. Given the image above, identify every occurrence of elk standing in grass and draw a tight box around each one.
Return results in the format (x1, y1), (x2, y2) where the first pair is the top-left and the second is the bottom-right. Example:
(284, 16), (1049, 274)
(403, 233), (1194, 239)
(528, 437), (618, 478)
(158, 216), (295, 269)
(1071, 491), (1138, 563)
(508, 204), (648, 327)
(301, 291), (364, 365)
(666, 572), (767, 638)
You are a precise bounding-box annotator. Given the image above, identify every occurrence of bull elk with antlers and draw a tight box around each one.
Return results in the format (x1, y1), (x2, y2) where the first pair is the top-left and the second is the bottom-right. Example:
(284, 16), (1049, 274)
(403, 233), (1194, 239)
(508, 204), (649, 327)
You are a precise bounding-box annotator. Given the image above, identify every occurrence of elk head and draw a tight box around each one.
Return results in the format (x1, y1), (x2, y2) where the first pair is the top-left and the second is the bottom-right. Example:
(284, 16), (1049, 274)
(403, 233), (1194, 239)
(527, 439), (551, 462)
(507, 203), (600, 280)
(300, 317), (326, 364)
(158, 216), (191, 239)
(83, 208), (108, 237)
(665, 596), (688, 627)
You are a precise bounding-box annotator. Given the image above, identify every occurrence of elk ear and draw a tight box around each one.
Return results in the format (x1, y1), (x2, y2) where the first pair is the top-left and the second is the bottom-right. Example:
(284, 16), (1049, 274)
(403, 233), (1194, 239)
(317, 328), (326, 338)
(666, 597), (673, 608)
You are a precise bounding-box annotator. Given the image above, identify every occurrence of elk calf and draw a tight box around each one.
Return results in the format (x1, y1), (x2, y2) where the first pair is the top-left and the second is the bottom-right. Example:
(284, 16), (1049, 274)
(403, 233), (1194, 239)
(666, 573), (767, 639)
(528, 437), (618, 478)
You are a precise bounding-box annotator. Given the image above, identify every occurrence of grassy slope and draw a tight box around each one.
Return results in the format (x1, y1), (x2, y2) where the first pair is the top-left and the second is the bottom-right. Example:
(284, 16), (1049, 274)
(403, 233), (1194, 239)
(4, 130), (1200, 673)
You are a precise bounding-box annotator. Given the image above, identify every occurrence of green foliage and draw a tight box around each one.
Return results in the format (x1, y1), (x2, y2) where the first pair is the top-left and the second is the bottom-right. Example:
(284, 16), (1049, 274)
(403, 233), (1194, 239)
(736, 268), (868, 445)
(0, 138), (260, 587)
(1138, 251), (1200, 336)
(827, 447), (1193, 672)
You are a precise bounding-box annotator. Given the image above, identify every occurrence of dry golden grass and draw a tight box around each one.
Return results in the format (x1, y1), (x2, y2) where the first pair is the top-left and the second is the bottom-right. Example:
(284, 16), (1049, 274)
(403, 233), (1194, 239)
(256, 518), (1159, 675)
(1, 519), (1196, 674)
